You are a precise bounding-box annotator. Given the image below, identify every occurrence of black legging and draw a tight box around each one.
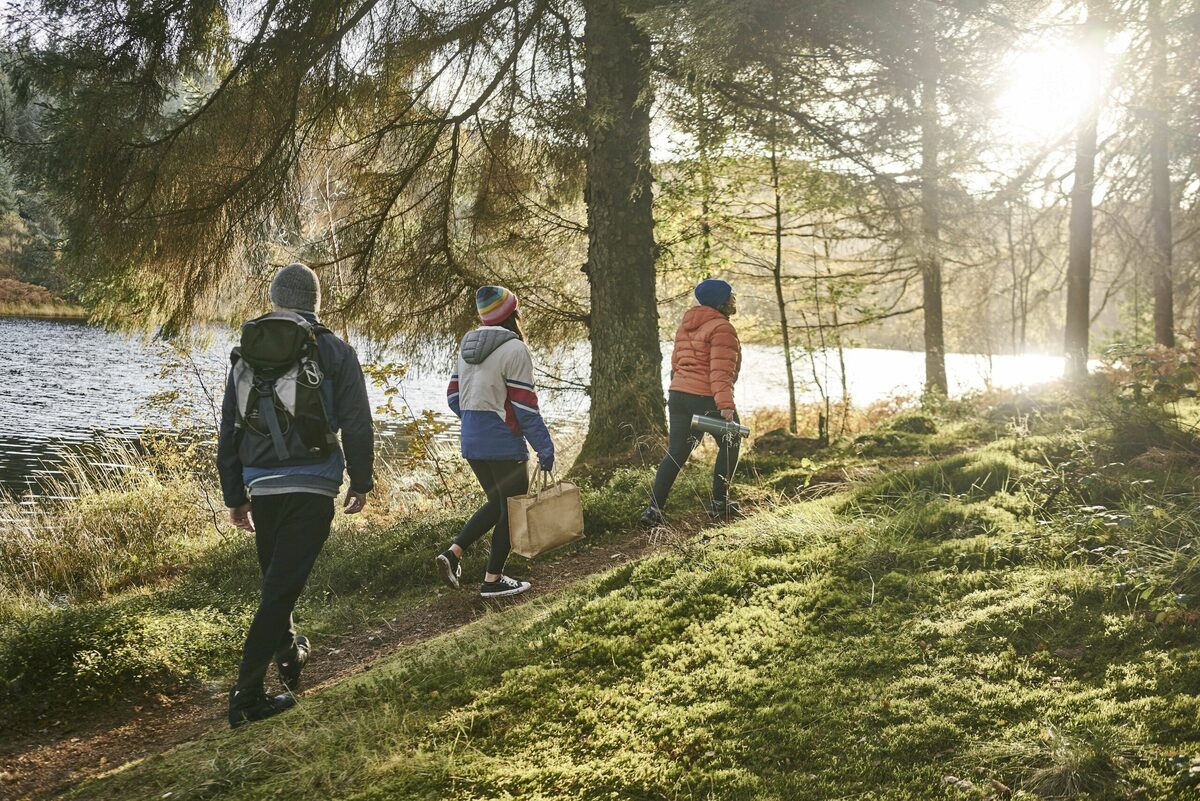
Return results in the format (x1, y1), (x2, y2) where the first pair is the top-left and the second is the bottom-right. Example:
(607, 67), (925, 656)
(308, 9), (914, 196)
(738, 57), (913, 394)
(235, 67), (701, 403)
(650, 391), (740, 511)
(454, 459), (530, 574)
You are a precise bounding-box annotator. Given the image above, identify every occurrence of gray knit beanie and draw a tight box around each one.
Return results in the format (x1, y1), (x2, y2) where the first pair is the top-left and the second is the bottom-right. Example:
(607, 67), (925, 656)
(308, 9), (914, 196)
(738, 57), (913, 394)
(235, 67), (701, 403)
(269, 262), (321, 313)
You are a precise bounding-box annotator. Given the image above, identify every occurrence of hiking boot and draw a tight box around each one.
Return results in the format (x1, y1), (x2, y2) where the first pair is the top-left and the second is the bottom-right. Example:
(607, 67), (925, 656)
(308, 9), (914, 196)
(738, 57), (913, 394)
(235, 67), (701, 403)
(436, 550), (462, 590)
(276, 635), (309, 694)
(639, 505), (665, 528)
(479, 575), (531, 599)
(708, 500), (746, 521)
(228, 688), (296, 729)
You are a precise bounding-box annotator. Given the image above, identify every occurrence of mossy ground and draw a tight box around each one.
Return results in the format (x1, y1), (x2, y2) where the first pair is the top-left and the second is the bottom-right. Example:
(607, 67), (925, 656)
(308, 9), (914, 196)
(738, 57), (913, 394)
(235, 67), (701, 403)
(62, 392), (1200, 800)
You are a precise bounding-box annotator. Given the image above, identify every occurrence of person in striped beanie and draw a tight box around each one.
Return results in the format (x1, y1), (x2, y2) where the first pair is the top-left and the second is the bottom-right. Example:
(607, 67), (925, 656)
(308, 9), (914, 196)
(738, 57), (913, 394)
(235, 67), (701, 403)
(476, 285), (518, 325)
(436, 285), (554, 599)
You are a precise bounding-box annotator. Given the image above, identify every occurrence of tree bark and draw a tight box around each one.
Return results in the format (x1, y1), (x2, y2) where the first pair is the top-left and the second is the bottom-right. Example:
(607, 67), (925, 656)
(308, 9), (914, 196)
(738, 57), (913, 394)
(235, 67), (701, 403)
(1064, 8), (1104, 379)
(1148, 0), (1174, 346)
(1007, 203), (1020, 354)
(698, 92), (713, 272)
(769, 135), (798, 434)
(918, 2), (947, 396)
(578, 0), (665, 459)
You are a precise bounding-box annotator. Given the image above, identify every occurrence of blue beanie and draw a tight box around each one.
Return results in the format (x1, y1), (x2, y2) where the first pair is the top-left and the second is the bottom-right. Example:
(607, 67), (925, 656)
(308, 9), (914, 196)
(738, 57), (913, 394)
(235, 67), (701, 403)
(695, 279), (733, 308)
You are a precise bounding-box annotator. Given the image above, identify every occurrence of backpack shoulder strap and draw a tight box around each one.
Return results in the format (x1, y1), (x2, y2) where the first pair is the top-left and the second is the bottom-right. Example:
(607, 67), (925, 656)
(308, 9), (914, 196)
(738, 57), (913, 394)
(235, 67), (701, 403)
(257, 384), (291, 461)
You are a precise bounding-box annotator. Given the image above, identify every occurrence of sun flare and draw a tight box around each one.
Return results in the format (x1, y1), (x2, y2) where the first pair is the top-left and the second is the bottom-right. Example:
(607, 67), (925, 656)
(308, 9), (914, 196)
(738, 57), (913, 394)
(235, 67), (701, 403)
(995, 43), (1103, 145)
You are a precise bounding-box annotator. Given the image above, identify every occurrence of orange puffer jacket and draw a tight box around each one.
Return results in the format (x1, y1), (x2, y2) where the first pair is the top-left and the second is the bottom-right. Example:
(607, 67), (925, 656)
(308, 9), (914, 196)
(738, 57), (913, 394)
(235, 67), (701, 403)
(669, 305), (741, 411)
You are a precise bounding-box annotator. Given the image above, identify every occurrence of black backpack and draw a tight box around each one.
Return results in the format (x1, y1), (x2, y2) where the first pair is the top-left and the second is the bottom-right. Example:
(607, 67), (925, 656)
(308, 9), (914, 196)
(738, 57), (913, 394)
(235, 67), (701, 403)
(230, 312), (337, 467)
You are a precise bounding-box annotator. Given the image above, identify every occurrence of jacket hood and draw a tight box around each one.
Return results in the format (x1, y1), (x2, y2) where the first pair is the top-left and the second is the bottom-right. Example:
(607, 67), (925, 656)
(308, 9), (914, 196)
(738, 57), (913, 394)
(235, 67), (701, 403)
(681, 304), (727, 331)
(461, 326), (518, 365)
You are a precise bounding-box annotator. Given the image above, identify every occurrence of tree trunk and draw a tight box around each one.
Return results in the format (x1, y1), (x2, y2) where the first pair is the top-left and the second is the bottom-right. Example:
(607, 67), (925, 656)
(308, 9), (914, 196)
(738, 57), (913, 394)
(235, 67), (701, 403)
(1064, 8), (1104, 379)
(918, 2), (947, 396)
(1008, 203), (1019, 354)
(578, 0), (665, 459)
(1148, 0), (1174, 346)
(769, 136), (798, 434)
(824, 242), (850, 436)
(1020, 218), (1033, 353)
(698, 92), (713, 272)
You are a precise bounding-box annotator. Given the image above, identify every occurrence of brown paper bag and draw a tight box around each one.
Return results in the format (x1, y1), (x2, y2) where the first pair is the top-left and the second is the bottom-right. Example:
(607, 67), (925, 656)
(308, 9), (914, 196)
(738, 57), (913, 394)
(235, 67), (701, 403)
(508, 471), (585, 558)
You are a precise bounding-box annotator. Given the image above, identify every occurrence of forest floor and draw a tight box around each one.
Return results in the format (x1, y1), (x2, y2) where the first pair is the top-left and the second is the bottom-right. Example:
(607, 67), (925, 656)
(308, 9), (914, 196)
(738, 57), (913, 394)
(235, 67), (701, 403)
(9, 386), (1200, 800)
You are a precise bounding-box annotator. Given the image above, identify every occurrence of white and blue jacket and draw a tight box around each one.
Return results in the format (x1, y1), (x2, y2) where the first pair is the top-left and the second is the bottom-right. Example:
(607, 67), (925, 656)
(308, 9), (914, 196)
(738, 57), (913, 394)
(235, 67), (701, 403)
(447, 327), (553, 463)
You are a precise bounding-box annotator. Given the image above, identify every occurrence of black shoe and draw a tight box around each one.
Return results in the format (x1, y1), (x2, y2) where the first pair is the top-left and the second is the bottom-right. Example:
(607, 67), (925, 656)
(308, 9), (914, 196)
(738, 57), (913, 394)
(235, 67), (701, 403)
(436, 550), (462, 590)
(276, 635), (309, 694)
(640, 506), (665, 528)
(228, 688), (296, 729)
(479, 575), (531, 599)
(708, 501), (745, 520)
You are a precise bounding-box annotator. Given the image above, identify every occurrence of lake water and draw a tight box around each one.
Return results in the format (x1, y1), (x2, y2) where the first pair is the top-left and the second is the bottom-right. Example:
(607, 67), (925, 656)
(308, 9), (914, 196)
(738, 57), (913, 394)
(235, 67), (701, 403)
(0, 317), (1071, 498)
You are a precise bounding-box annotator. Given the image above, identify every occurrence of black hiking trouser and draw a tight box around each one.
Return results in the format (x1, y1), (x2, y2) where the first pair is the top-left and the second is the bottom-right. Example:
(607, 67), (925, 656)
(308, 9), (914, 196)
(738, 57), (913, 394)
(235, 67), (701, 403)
(234, 492), (334, 696)
(650, 390), (741, 512)
(454, 459), (530, 575)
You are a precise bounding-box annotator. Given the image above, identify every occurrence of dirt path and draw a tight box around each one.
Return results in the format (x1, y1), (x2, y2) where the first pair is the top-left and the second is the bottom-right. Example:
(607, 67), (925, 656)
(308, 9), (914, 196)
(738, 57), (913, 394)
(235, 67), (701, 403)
(0, 529), (667, 801)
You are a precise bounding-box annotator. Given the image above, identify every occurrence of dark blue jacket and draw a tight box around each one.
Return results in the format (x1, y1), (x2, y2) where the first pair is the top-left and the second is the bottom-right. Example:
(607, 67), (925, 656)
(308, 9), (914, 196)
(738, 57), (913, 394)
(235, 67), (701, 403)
(216, 315), (375, 507)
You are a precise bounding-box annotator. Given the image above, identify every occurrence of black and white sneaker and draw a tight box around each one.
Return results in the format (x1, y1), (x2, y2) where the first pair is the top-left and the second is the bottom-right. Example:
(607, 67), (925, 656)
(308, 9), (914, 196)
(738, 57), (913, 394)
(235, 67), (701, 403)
(479, 575), (531, 599)
(436, 550), (462, 590)
(276, 635), (309, 694)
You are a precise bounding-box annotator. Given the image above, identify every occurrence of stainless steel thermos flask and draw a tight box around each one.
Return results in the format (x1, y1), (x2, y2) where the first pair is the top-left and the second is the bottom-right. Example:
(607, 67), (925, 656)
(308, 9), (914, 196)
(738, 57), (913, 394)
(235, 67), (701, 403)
(690, 414), (750, 439)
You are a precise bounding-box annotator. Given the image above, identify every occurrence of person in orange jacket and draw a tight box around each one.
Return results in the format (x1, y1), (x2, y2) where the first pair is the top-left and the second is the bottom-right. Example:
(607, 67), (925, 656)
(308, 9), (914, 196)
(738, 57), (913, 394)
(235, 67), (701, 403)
(642, 279), (742, 526)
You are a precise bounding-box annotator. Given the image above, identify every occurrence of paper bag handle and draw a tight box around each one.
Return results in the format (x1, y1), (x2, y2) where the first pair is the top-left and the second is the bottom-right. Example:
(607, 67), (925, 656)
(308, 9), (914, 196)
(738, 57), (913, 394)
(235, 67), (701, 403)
(532, 467), (556, 493)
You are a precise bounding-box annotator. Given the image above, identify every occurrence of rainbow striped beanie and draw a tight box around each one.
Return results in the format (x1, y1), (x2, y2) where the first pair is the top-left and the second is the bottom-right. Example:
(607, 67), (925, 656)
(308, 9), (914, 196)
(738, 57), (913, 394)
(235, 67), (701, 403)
(476, 285), (518, 325)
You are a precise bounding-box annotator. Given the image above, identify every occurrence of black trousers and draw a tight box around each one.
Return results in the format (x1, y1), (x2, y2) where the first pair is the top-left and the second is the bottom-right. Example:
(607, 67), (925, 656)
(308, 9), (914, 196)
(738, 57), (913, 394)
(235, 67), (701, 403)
(235, 492), (334, 693)
(650, 391), (741, 511)
(454, 459), (530, 575)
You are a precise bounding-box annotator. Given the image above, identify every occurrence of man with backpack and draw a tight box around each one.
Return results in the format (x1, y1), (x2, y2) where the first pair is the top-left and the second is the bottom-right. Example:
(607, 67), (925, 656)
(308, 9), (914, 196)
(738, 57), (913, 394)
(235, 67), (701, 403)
(216, 262), (375, 729)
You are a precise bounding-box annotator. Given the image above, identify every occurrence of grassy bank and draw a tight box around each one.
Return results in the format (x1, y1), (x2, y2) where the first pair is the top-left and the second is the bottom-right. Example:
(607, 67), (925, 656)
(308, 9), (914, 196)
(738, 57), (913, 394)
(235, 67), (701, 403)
(2, 403), (871, 732)
(57, 387), (1200, 799)
(0, 302), (87, 319)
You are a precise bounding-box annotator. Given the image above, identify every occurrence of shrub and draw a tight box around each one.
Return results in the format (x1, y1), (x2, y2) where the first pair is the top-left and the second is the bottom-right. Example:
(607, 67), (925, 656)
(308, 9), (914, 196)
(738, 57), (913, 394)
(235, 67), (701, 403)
(1099, 343), (1200, 407)
(887, 412), (937, 435)
(0, 601), (241, 716)
(0, 277), (54, 304)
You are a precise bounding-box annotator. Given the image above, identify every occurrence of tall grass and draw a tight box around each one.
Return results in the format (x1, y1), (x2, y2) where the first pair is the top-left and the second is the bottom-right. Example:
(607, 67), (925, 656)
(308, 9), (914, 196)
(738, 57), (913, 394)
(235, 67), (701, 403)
(0, 444), (217, 612)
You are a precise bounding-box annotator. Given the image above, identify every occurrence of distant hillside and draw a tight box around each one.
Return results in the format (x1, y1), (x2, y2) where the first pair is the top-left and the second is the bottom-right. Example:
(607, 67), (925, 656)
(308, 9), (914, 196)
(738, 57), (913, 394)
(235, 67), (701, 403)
(0, 276), (54, 305)
(0, 276), (83, 317)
